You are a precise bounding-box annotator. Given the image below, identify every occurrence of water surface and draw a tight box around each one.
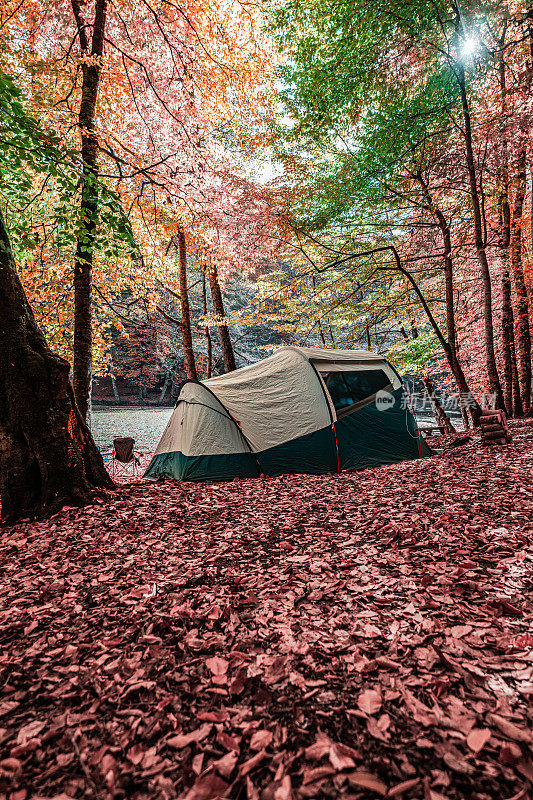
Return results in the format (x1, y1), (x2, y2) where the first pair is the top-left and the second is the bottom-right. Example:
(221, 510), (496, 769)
(90, 406), (173, 453)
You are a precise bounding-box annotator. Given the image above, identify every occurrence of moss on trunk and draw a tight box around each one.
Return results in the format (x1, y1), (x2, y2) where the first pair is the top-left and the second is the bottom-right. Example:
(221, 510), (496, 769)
(0, 209), (114, 522)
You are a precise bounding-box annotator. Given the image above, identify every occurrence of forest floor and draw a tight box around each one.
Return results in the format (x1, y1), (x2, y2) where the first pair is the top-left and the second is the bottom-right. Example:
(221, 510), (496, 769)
(1, 421), (532, 800)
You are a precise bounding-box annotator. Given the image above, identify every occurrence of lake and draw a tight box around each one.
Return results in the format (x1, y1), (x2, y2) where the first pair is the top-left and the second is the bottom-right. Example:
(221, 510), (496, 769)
(90, 406), (173, 453)
(90, 404), (461, 456)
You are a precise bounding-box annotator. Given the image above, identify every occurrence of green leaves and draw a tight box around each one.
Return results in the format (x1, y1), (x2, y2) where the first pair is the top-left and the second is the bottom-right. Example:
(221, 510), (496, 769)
(0, 69), (136, 268)
(387, 331), (440, 375)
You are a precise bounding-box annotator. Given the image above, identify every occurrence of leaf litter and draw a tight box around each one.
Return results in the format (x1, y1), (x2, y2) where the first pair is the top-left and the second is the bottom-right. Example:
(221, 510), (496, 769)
(0, 421), (532, 799)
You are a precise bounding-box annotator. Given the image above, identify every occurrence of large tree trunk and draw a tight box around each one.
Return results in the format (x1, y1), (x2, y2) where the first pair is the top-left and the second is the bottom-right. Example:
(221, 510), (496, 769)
(434, 207), (478, 412)
(510, 150), (532, 412)
(496, 38), (522, 417)
(208, 263), (236, 373)
(0, 209), (114, 522)
(501, 264), (523, 417)
(177, 227), (198, 380)
(500, 240), (522, 418)
(71, 0), (107, 421)
(454, 28), (506, 412)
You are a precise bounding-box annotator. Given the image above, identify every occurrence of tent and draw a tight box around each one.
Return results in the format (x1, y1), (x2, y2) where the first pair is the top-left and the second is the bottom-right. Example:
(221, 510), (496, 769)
(144, 346), (431, 481)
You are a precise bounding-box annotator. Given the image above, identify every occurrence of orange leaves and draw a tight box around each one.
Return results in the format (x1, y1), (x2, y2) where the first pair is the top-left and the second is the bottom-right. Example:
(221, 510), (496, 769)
(5, 0), (283, 374)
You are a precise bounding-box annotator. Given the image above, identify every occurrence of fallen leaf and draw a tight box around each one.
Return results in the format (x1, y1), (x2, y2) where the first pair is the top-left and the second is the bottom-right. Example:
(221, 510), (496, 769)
(183, 770), (228, 800)
(249, 729), (273, 751)
(167, 723), (212, 749)
(16, 720), (45, 744)
(489, 714), (533, 744)
(358, 688), (383, 716)
(466, 728), (491, 754)
(274, 774), (292, 800)
(388, 778), (421, 797)
(239, 749), (267, 777)
(329, 743), (356, 771)
(205, 656), (229, 676)
(348, 771), (388, 795)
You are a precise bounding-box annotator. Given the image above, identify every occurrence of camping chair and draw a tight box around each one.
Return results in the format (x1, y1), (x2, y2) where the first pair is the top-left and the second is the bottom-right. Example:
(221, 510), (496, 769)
(104, 437), (142, 477)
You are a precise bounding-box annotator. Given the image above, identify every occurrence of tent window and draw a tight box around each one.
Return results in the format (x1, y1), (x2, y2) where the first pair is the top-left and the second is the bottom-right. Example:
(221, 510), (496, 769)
(323, 369), (391, 412)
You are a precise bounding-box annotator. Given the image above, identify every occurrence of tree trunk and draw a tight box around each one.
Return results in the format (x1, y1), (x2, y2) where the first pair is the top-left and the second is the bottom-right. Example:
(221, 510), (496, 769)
(71, 0), (107, 421)
(208, 263), (236, 373)
(177, 227), (198, 380)
(312, 274), (327, 345)
(158, 370), (170, 403)
(498, 171), (522, 418)
(423, 376), (456, 434)
(510, 150), (532, 412)
(111, 372), (121, 404)
(454, 29), (506, 412)
(0, 209), (113, 522)
(496, 32), (518, 416)
(501, 266), (523, 418)
(401, 324), (456, 432)
(202, 270), (213, 379)
(415, 170), (481, 423)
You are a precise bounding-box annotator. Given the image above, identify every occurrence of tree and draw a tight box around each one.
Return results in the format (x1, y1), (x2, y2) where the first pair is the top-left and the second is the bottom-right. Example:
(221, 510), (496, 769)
(208, 262), (237, 373)
(71, 0), (108, 420)
(451, 14), (505, 412)
(269, 0), (533, 412)
(177, 227), (198, 380)
(2, 0), (281, 407)
(509, 150), (532, 412)
(0, 207), (113, 522)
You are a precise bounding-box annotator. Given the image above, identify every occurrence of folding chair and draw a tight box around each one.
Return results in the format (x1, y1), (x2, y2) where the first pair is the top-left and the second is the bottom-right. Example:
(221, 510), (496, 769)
(106, 437), (142, 477)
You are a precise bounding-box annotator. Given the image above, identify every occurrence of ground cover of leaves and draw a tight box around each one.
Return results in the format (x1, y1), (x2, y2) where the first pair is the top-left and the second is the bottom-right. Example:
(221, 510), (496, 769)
(1, 422), (532, 800)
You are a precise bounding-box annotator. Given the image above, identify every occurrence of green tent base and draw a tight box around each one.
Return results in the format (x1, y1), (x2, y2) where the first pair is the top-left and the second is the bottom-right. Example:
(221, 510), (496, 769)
(144, 450), (260, 481)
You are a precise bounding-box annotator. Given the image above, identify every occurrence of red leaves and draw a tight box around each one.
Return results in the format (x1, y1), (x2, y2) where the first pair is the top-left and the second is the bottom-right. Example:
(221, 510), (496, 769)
(249, 729), (273, 751)
(388, 778), (422, 796)
(466, 728), (491, 753)
(328, 743), (357, 771)
(0, 423), (532, 799)
(239, 749), (268, 777)
(213, 750), (238, 778)
(488, 715), (533, 744)
(16, 720), (45, 744)
(167, 724), (212, 749)
(205, 655), (229, 677)
(357, 687), (383, 715)
(347, 771), (388, 795)
(183, 770), (228, 800)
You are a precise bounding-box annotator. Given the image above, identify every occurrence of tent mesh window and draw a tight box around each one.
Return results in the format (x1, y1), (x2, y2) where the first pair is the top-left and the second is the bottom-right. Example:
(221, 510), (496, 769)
(324, 370), (391, 413)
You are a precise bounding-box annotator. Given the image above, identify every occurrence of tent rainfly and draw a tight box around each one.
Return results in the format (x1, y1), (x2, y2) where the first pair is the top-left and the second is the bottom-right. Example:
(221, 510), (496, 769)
(144, 346), (431, 482)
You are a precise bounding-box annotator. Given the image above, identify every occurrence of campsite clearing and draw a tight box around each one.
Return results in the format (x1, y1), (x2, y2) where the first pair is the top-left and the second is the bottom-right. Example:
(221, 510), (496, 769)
(1, 421), (532, 800)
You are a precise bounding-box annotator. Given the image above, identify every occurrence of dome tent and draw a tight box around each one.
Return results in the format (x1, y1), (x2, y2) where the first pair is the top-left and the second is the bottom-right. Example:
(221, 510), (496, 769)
(144, 346), (431, 481)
